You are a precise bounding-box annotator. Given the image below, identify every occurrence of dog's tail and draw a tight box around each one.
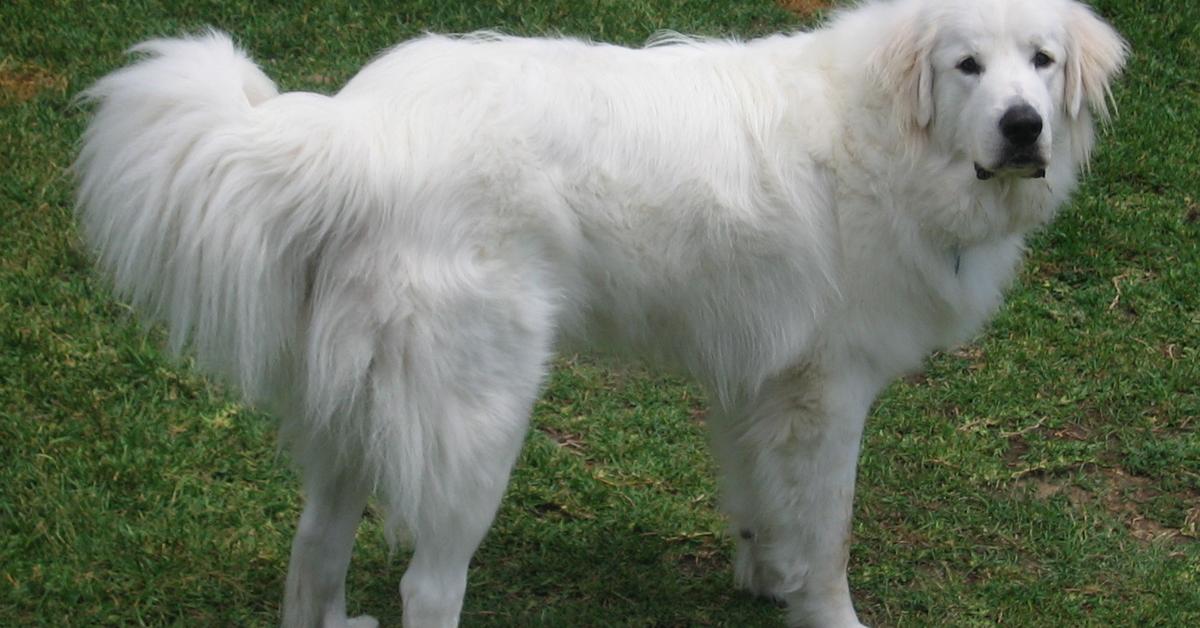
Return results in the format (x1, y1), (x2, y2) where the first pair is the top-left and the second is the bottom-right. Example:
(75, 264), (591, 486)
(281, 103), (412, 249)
(75, 31), (371, 407)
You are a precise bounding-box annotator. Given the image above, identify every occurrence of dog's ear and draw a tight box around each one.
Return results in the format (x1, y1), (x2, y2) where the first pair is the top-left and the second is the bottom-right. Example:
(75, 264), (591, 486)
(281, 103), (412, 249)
(1064, 2), (1128, 120)
(870, 15), (937, 136)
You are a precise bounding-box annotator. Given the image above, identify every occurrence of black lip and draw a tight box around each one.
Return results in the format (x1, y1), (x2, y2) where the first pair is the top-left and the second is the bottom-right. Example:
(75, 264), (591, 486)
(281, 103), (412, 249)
(1001, 151), (1047, 168)
(1009, 158), (1048, 179)
(975, 159), (1047, 181)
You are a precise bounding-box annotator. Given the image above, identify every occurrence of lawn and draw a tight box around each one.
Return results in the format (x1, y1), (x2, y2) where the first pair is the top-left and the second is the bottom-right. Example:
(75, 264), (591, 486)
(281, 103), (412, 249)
(1, 0), (1197, 626)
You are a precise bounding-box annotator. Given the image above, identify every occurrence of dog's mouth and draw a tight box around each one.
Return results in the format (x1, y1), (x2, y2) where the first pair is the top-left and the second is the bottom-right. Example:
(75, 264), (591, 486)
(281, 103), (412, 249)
(975, 156), (1047, 181)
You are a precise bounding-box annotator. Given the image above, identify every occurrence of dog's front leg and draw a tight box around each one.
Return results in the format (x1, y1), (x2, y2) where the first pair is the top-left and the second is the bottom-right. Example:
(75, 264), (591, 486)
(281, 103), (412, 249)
(709, 364), (880, 628)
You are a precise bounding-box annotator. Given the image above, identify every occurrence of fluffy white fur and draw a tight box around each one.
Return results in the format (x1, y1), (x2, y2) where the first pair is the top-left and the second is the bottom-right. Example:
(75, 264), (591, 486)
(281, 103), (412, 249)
(75, 0), (1126, 626)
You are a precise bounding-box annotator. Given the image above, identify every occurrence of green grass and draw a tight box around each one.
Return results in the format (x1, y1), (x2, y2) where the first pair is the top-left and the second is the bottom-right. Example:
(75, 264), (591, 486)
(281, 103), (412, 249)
(2, 0), (1198, 625)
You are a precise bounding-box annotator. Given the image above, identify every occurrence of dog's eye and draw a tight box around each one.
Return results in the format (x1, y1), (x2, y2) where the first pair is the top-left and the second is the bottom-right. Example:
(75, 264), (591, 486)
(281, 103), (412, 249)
(1032, 51), (1054, 68)
(956, 56), (983, 75)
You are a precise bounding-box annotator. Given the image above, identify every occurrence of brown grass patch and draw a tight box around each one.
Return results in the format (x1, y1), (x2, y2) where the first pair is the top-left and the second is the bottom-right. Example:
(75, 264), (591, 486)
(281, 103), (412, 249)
(775, 0), (834, 19)
(0, 59), (67, 104)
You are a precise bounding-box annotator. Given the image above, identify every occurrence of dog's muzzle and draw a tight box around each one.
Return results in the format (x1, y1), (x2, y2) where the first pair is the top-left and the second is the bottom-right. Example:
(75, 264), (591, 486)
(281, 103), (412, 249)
(976, 103), (1048, 181)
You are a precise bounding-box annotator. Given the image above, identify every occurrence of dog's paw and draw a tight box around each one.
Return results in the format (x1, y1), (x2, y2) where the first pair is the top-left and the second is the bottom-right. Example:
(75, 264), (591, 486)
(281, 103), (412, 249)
(347, 615), (379, 628)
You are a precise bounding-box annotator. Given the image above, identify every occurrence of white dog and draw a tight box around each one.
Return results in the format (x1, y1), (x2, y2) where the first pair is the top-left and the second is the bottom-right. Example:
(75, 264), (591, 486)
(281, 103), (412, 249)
(75, 0), (1126, 625)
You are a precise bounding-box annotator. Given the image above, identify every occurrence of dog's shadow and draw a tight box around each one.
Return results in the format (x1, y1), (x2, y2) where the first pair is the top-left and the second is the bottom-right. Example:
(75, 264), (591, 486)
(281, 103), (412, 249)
(348, 491), (779, 626)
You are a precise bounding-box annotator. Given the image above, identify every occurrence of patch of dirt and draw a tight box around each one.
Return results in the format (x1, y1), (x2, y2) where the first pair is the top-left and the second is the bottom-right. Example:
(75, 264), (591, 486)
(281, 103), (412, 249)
(1024, 477), (1086, 504)
(1095, 467), (1189, 544)
(1017, 467), (1198, 545)
(775, 0), (834, 18)
(0, 59), (66, 104)
(1184, 197), (1198, 224)
(674, 546), (724, 578)
(1003, 433), (1031, 468)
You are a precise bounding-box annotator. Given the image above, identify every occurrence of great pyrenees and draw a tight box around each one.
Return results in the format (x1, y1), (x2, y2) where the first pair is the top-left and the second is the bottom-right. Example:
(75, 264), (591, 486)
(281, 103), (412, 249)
(75, 0), (1126, 625)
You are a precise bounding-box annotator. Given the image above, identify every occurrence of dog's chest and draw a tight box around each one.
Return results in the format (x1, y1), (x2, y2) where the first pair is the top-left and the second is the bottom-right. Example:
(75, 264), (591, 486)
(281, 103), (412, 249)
(834, 233), (1025, 374)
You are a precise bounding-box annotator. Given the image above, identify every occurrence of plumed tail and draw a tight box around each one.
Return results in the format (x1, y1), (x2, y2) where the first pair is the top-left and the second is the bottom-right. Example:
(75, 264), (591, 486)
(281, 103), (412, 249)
(75, 31), (371, 407)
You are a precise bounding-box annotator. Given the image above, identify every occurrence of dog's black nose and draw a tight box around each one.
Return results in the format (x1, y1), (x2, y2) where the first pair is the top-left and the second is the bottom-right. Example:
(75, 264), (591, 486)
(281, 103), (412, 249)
(999, 104), (1043, 147)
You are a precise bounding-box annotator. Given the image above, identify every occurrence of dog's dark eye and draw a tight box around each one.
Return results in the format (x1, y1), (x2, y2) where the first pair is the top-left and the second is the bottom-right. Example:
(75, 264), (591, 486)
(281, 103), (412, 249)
(956, 56), (982, 75)
(1032, 51), (1054, 68)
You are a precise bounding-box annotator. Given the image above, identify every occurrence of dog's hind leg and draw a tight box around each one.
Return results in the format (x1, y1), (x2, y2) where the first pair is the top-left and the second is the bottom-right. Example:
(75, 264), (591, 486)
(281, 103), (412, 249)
(396, 413), (529, 628)
(282, 450), (375, 628)
(366, 271), (556, 628)
(392, 361), (546, 628)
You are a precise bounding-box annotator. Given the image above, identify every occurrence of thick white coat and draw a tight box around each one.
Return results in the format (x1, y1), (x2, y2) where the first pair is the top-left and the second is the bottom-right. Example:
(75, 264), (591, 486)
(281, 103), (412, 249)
(75, 0), (1126, 625)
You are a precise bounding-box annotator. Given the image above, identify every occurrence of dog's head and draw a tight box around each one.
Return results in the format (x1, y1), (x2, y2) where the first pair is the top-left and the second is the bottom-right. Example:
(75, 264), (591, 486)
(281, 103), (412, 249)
(870, 0), (1127, 180)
